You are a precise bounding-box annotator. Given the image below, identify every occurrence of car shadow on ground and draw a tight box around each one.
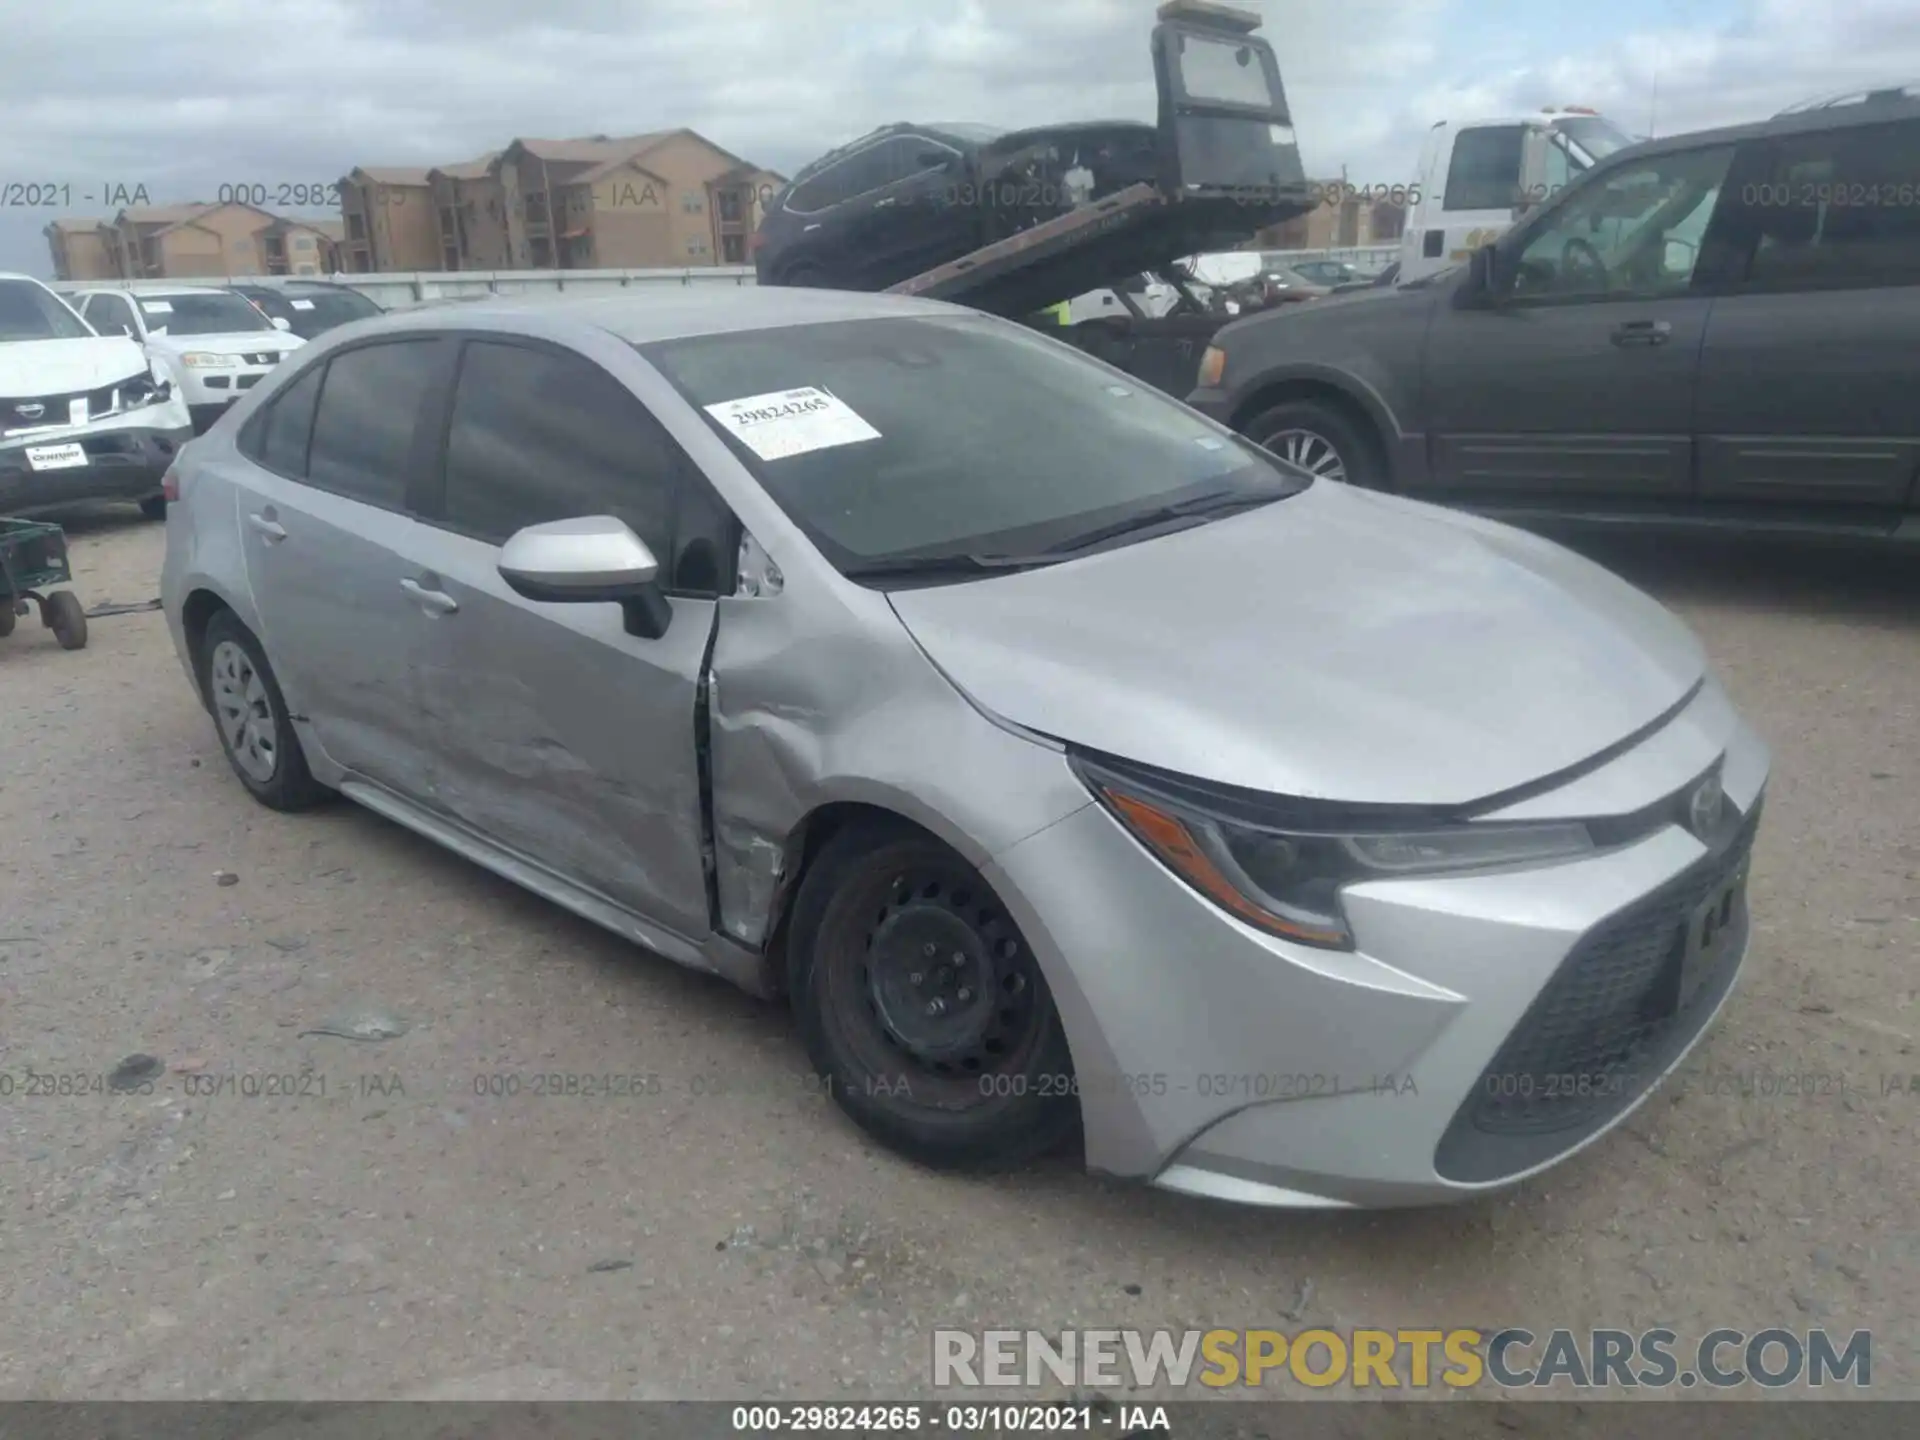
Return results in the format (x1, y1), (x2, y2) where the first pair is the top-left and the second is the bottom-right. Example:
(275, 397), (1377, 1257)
(12, 501), (158, 536)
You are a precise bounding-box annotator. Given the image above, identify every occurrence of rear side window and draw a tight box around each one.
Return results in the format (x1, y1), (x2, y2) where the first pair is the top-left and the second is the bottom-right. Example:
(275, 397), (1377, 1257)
(305, 341), (440, 508)
(256, 363), (325, 476)
(1729, 118), (1920, 289)
(786, 140), (898, 212)
(1443, 126), (1525, 212)
(440, 340), (678, 557)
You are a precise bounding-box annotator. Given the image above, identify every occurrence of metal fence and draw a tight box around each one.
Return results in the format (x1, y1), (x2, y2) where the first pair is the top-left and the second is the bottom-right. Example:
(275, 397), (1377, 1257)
(49, 246), (1398, 308)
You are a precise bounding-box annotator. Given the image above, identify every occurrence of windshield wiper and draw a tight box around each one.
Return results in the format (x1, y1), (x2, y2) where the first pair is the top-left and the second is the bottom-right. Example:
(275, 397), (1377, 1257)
(1040, 485), (1291, 555)
(841, 551), (1059, 581)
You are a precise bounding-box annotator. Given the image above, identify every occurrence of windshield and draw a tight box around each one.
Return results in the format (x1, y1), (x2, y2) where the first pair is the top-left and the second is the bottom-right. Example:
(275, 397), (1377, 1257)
(135, 291), (275, 336)
(1553, 116), (1635, 165)
(248, 287), (380, 338)
(642, 314), (1308, 573)
(0, 279), (96, 342)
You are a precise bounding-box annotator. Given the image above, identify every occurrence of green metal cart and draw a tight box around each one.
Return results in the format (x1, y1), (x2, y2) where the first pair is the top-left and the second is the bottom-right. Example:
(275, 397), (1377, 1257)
(0, 517), (88, 650)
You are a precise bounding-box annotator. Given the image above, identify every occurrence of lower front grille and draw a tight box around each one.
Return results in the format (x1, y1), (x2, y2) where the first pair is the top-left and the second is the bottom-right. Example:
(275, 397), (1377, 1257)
(1435, 800), (1761, 1184)
(2, 381), (122, 433)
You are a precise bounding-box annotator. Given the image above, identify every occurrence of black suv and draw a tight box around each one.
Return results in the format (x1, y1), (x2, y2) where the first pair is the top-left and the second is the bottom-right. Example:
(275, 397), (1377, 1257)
(1189, 84), (1920, 543)
(755, 120), (1159, 290)
(230, 281), (383, 340)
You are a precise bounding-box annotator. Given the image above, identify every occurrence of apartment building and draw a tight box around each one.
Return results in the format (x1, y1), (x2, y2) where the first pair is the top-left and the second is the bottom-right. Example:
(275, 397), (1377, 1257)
(336, 168), (439, 273)
(44, 204), (342, 281)
(356, 129), (783, 272)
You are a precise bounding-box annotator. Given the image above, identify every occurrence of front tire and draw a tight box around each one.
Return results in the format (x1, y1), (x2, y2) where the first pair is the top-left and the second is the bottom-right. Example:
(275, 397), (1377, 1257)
(789, 822), (1079, 1171)
(198, 610), (330, 811)
(1242, 397), (1380, 488)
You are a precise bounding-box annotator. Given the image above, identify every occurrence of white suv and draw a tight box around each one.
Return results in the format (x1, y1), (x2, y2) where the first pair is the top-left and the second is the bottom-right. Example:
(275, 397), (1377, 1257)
(72, 285), (307, 434)
(0, 272), (193, 519)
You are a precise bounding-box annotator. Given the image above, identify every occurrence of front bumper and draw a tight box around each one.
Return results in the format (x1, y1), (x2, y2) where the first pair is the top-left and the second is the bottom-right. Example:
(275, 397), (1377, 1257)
(984, 676), (1770, 1207)
(0, 414), (193, 513)
(178, 363), (281, 433)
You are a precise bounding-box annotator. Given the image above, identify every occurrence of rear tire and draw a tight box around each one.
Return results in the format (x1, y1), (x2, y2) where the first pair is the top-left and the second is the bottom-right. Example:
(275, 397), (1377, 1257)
(43, 590), (87, 650)
(139, 495), (168, 522)
(0, 603), (15, 639)
(788, 821), (1079, 1171)
(198, 609), (331, 811)
(1241, 397), (1381, 488)
(777, 262), (830, 288)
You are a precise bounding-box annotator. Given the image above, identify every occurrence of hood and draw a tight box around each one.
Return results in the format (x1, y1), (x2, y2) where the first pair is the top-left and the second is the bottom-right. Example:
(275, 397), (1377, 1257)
(886, 483), (1706, 807)
(144, 330), (306, 356)
(0, 336), (151, 398)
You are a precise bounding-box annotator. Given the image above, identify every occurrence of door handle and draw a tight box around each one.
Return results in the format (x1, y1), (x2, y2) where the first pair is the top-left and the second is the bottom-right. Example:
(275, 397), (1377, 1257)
(246, 512), (287, 542)
(400, 577), (459, 615)
(1611, 319), (1672, 347)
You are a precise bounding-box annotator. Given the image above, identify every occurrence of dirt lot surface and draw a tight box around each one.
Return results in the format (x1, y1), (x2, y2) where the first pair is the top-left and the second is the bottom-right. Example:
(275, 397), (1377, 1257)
(1, 510), (1914, 1407)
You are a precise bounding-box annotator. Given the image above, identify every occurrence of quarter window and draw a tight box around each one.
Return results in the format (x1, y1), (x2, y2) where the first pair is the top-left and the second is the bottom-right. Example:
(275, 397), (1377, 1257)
(254, 362), (325, 476)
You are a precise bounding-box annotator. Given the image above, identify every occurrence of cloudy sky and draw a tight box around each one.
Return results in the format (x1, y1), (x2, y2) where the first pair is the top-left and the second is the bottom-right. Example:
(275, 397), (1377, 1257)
(4, 0), (1918, 275)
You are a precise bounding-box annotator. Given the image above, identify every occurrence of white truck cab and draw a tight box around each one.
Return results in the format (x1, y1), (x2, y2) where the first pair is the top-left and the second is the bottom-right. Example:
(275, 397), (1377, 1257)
(1399, 108), (1637, 283)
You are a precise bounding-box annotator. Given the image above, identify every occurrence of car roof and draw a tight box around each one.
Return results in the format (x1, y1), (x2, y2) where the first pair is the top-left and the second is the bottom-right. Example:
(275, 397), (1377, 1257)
(350, 285), (969, 346)
(86, 284), (230, 297)
(1596, 86), (1920, 167)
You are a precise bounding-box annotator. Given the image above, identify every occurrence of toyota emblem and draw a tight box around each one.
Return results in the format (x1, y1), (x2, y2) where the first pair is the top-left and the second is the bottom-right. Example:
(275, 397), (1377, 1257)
(1688, 773), (1725, 838)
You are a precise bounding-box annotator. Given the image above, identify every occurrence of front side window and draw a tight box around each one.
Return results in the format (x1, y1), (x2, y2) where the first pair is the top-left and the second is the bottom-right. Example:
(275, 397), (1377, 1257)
(1510, 144), (1735, 299)
(305, 341), (441, 508)
(643, 314), (1307, 574)
(0, 279), (94, 342)
(1443, 126), (1525, 212)
(440, 341), (678, 559)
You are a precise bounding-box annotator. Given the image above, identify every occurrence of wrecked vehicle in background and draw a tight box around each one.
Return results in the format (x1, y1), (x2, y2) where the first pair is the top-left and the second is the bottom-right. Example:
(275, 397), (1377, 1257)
(752, 119), (1163, 291)
(756, 1), (1319, 398)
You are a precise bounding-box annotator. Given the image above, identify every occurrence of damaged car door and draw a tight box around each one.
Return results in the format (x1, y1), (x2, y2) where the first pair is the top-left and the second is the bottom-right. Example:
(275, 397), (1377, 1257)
(400, 336), (731, 943)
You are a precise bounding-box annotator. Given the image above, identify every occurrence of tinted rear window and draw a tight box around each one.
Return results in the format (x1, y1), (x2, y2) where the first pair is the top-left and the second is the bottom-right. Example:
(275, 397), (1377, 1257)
(305, 341), (440, 507)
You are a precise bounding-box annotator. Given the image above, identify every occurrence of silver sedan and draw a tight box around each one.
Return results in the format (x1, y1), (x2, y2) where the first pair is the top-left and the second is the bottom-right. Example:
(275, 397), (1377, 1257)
(160, 286), (1769, 1207)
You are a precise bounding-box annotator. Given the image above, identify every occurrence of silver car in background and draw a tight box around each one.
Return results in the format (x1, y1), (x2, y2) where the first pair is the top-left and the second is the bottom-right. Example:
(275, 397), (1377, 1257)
(160, 288), (1769, 1208)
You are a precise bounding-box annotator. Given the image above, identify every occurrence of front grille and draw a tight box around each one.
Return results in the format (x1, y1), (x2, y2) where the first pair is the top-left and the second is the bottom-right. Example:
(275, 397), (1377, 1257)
(1434, 799), (1762, 1184)
(2, 381), (122, 432)
(236, 374), (262, 390)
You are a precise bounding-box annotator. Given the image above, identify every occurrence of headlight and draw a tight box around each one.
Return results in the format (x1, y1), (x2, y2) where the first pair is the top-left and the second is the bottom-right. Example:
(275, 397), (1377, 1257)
(1076, 756), (1594, 950)
(119, 366), (173, 407)
(179, 352), (237, 368)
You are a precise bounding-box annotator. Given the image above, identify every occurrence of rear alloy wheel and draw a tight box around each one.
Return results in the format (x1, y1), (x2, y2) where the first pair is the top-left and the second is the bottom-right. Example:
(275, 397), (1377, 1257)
(1242, 398), (1379, 488)
(790, 824), (1079, 1171)
(198, 610), (331, 811)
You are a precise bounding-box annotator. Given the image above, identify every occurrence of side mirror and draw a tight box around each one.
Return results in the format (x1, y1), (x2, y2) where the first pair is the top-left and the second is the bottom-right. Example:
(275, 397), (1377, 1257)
(1663, 238), (1697, 274)
(271, 316), (292, 331)
(498, 515), (672, 639)
(1466, 242), (1506, 301)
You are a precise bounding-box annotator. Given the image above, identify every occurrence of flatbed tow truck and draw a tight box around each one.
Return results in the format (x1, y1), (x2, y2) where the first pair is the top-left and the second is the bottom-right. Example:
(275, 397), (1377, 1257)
(870, 0), (1317, 395)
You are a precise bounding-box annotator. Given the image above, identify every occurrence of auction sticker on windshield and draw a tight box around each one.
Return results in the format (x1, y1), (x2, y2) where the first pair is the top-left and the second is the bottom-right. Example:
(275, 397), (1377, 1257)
(140, 300), (173, 314)
(704, 386), (881, 461)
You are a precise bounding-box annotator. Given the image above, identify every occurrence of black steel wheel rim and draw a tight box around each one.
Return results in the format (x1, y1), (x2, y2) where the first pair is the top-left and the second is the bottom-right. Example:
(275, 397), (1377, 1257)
(820, 857), (1049, 1110)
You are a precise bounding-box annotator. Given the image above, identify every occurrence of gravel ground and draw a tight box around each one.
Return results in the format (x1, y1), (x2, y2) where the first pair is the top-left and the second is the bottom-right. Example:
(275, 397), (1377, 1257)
(0, 509), (1914, 1405)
